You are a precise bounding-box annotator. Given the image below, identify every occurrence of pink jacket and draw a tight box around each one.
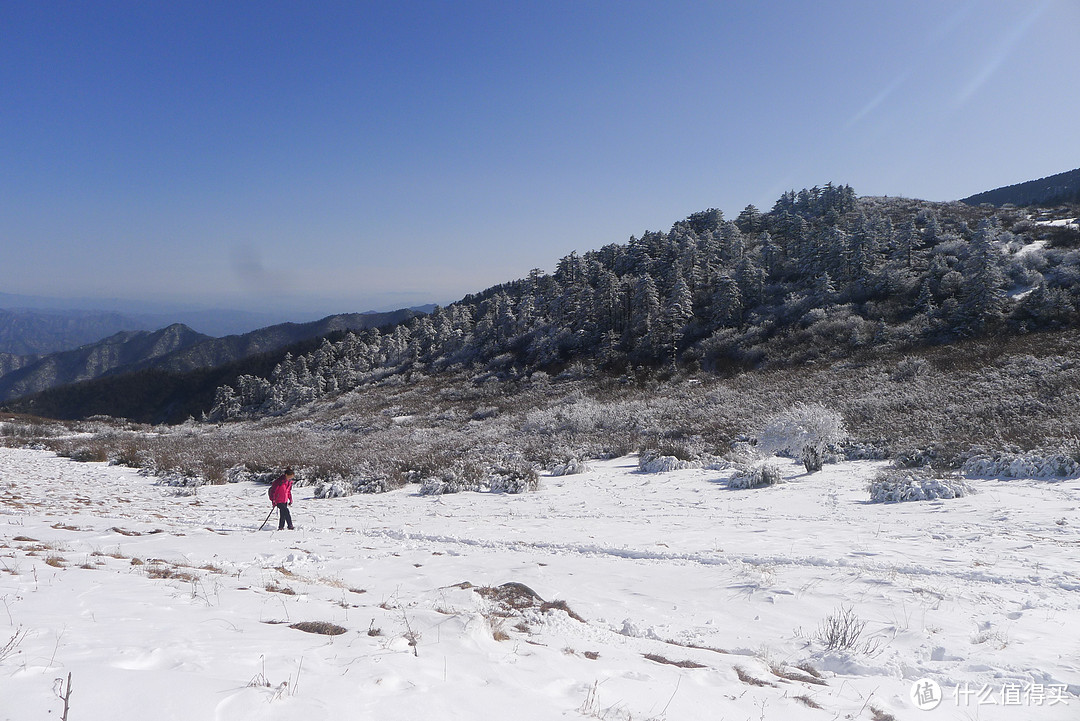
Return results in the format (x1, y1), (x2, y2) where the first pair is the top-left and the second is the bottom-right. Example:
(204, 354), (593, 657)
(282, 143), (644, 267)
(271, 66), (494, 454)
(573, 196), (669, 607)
(268, 475), (293, 505)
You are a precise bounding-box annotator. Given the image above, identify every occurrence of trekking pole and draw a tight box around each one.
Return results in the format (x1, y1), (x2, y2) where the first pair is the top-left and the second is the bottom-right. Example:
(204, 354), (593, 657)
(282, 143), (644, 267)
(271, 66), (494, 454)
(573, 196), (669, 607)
(258, 506), (275, 531)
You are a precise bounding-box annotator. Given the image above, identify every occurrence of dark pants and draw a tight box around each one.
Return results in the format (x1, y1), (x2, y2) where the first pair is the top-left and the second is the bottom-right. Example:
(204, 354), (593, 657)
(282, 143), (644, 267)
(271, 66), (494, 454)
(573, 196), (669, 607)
(276, 503), (293, 530)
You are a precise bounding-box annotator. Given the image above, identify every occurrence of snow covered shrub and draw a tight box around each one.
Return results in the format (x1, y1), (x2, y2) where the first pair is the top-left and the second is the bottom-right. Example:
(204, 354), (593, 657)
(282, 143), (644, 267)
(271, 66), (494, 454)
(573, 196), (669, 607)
(419, 475), (479, 495)
(840, 441), (889, 461)
(961, 450), (1080, 479)
(638, 451), (697, 473)
(353, 476), (402, 494)
(551, 457), (590, 476)
(59, 443), (110, 463)
(153, 471), (203, 488)
(522, 395), (650, 436)
(890, 356), (929, 382)
(758, 403), (847, 473)
(637, 443), (729, 473)
(867, 469), (971, 503)
(488, 464), (539, 494)
(728, 462), (782, 490)
(419, 460), (485, 495)
(224, 465), (279, 485)
(392, 449), (458, 485)
(313, 481), (349, 498)
(471, 406), (499, 421)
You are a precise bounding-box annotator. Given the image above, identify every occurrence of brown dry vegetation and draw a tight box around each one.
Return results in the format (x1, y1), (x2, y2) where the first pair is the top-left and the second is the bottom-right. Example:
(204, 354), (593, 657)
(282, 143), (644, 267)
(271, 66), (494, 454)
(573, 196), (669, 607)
(3, 328), (1078, 489)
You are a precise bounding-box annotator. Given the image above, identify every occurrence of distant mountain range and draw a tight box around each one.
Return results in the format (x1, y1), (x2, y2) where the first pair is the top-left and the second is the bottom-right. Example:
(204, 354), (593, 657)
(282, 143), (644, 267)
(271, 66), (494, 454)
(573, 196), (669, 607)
(961, 167), (1080, 207)
(0, 308), (152, 355)
(0, 309), (419, 405)
(0, 292), (328, 340)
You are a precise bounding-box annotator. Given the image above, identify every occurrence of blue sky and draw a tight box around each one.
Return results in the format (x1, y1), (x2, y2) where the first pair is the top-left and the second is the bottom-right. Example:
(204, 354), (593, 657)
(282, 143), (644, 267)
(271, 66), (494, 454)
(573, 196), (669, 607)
(2, 0), (1078, 316)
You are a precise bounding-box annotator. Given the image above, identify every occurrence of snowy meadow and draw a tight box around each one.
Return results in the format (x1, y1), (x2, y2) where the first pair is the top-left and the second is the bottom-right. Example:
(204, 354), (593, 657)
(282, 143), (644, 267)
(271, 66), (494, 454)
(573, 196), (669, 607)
(2, 443), (1078, 720)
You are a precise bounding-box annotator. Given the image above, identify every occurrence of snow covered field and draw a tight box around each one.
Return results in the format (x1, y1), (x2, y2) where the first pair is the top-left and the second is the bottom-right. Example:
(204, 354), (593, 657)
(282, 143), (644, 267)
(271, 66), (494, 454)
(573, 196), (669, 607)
(1, 446), (1078, 720)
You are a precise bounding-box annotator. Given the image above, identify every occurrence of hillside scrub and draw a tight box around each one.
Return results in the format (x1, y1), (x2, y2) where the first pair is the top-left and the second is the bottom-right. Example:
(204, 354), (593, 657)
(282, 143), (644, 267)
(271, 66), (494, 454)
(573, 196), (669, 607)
(4, 325), (1080, 491)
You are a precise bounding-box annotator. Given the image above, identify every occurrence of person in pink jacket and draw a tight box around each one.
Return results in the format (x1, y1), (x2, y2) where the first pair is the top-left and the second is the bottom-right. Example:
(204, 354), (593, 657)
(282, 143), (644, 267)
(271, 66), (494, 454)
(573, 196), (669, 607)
(268, 468), (295, 530)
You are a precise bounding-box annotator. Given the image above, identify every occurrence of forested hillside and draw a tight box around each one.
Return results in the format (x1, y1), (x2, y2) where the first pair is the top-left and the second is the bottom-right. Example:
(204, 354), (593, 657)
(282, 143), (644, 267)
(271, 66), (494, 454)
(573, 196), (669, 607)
(962, 167), (1080, 207)
(0, 310), (420, 422)
(209, 185), (1080, 421)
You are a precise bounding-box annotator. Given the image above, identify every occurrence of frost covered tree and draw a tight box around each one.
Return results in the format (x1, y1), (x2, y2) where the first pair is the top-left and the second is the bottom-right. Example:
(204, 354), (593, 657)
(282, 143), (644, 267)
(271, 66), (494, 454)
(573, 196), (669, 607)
(758, 403), (847, 473)
(955, 219), (1007, 336)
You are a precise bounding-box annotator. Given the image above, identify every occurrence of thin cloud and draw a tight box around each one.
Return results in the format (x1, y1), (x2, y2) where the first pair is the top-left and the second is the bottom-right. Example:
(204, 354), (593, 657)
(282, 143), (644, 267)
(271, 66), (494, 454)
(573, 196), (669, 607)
(230, 244), (291, 298)
(954, 0), (1052, 107)
(845, 71), (911, 129)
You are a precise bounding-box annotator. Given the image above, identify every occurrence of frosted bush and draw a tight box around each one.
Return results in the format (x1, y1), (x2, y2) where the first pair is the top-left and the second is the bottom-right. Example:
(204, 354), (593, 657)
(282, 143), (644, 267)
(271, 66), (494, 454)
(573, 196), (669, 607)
(551, 457), (591, 476)
(891, 356), (929, 382)
(313, 481), (349, 498)
(419, 460), (485, 495)
(419, 476), (482, 495)
(867, 469), (971, 503)
(636, 446), (729, 473)
(224, 466), (279, 485)
(352, 476), (401, 494)
(728, 463), (782, 489)
(488, 465), (540, 494)
(758, 403), (847, 473)
(638, 453), (697, 473)
(523, 396), (650, 436)
(962, 452), (1080, 479)
(154, 471), (203, 488)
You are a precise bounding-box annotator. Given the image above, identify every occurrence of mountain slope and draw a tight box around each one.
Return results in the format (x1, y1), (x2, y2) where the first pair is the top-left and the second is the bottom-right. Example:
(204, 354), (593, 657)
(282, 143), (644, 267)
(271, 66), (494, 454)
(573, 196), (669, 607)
(0, 324), (211, 402)
(961, 167), (1080, 207)
(0, 310), (421, 422)
(144, 310), (418, 374)
(203, 187), (1080, 423)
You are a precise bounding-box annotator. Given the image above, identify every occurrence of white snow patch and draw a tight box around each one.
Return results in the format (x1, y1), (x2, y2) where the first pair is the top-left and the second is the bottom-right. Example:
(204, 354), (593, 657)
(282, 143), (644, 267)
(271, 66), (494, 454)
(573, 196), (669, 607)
(0, 448), (1077, 719)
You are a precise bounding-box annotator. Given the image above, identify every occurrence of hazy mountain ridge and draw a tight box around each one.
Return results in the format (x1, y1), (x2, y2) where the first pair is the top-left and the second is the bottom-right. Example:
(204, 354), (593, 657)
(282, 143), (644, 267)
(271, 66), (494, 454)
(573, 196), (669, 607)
(143, 310), (420, 374)
(0, 308), (152, 355)
(0, 351), (42, 377)
(0, 325), (211, 402)
(961, 167), (1080, 207)
(0, 292), (342, 338)
(0, 309), (421, 416)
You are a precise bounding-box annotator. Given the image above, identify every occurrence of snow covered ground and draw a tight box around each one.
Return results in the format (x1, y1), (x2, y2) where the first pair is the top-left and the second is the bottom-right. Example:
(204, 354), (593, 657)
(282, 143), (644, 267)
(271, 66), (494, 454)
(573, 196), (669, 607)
(1, 446), (1078, 720)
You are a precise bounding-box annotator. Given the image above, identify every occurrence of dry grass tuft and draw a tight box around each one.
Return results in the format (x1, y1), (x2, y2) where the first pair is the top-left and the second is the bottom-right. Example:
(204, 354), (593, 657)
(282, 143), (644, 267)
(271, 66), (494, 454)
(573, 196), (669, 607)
(643, 653), (706, 669)
(45, 555), (66, 568)
(146, 563), (195, 581)
(290, 621), (347, 636)
(488, 616), (510, 642)
(539, 599), (585, 622)
(794, 694), (823, 709)
(770, 663), (829, 686)
(265, 583), (296, 595)
(734, 665), (776, 687)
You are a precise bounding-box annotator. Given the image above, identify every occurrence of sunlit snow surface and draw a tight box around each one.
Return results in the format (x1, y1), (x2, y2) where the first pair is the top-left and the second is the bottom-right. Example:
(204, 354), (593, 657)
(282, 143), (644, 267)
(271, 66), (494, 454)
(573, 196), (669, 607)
(1, 447), (1078, 720)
